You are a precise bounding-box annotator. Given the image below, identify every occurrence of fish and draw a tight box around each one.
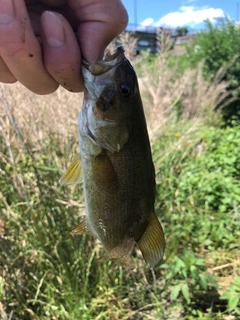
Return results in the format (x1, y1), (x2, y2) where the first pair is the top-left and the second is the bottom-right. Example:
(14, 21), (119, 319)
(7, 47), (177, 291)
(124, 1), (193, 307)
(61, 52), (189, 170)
(60, 47), (165, 267)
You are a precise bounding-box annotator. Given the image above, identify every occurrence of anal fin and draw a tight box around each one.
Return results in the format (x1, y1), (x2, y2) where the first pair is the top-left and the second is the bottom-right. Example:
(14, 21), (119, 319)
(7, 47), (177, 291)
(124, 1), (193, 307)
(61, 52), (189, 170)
(70, 216), (92, 236)
(136, 213), (165, 268)
(59, 154), (83, 186)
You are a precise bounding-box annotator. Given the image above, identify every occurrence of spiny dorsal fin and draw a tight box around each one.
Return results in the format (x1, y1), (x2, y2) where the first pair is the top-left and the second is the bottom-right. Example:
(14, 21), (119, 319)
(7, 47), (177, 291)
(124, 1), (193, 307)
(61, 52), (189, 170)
(70, 216), (92, 235)
(136, 213), (165, 268)
(59, 154), (83, 186)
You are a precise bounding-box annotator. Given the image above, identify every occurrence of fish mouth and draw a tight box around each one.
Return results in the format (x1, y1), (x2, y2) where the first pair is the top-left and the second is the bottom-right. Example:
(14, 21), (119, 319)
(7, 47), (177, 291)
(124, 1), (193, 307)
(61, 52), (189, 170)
(81, 46), (125, 77)
(81, 47), (127, 100)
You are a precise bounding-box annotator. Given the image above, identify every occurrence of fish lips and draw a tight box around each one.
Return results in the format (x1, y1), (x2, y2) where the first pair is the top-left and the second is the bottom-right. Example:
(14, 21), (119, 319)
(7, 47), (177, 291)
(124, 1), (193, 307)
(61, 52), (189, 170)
(81, 47), (126, 99)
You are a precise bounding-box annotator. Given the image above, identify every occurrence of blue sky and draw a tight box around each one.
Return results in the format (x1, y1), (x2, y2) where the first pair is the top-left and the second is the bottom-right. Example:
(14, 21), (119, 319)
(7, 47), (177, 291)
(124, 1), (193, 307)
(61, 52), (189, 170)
(121, 0), (238, 30)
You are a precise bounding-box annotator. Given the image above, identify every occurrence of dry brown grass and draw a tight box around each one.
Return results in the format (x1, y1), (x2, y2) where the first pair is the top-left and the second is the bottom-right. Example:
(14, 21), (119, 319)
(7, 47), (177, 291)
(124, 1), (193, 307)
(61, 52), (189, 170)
(107, 31), (138, 61)
(0, 83), (83, 213)
(0, 83), (81, 165)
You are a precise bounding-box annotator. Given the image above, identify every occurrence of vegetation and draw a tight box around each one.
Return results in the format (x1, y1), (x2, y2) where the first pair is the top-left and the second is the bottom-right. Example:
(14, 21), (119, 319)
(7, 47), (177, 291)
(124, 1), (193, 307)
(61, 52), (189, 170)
(0, 29), (240, 319)
(185, 17), (240, 120)
(175, 27), (188, 36)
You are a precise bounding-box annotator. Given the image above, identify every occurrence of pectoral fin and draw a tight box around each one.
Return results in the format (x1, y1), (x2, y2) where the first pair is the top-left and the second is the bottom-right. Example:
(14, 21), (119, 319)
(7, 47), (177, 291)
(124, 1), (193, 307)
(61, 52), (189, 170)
(97, 123), (129, 153)
(135, 213), (165, 268)
(70, 216), (92, 235)
(92, 153), (118, 193)
(59, 154), (83, 186)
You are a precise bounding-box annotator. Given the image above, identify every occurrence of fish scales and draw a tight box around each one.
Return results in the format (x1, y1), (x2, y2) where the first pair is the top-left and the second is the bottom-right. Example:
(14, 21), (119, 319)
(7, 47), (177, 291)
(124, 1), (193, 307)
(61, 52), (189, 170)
(83, 138), (153, 253)
(60, 47), (165, 267)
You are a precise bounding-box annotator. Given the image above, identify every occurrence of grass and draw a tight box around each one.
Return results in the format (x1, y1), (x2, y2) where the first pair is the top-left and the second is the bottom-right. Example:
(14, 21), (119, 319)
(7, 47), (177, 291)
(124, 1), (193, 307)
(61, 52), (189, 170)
(0, 34), (239, 319)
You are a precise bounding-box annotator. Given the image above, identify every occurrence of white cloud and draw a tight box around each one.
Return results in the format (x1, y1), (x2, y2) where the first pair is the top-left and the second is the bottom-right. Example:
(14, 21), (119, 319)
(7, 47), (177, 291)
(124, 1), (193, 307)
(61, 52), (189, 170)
(140, 18), (154, 26)
(181, 6), (194, 13)
(153, 6), (224, 28)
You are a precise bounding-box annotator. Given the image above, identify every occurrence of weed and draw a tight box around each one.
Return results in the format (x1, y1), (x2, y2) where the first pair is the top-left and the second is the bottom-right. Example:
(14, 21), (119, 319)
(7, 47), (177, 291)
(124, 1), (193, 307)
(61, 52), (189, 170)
(0, 33), (239, 319)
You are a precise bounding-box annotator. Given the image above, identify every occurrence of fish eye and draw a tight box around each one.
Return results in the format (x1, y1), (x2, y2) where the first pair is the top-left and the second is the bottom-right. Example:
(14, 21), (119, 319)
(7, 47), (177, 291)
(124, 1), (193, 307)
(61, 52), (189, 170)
(119, 84), (132, 97)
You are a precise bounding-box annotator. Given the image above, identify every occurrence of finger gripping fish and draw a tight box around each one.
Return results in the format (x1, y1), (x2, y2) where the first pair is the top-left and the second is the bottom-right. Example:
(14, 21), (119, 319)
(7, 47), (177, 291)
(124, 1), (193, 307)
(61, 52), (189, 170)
(60, 47), (165, 267)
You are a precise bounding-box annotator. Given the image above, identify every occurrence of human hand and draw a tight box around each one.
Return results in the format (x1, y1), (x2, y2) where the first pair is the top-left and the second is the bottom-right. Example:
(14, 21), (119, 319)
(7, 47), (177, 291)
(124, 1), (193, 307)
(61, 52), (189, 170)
(0, 0), (128, 94)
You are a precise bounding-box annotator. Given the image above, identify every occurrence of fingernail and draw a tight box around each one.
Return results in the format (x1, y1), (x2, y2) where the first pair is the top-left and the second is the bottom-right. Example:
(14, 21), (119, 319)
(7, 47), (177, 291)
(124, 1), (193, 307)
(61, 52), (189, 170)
(0, 0), (15, 25)
(42, 11), (65, 48)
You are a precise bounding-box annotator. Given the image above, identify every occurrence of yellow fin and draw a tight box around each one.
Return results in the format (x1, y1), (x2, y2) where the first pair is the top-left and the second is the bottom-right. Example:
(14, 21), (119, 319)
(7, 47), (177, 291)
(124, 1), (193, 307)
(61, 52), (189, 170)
(70, 216), (92, 235)
(59, 154), (83, 186)
(136, 213), (165, 268)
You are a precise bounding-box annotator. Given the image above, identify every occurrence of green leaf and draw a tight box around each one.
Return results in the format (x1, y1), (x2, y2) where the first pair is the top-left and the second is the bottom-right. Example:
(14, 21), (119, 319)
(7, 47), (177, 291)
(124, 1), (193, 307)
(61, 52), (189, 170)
(199, 274), (207, 291)
(170, 284), (181, 301)
(206, 274), (218, 288)
(228, 296), (240, 312)
(190, 265), (198, 277)
(0, 277), (4, 297)
(233, 275), (240, 289)
(174, 257), (186, 270)
(166, 271), (174, 281)
(182, 269), (187, 278)
(220, 291), (230, 300)
(197, 309), (204, 318)
(181, 283), (190, 303)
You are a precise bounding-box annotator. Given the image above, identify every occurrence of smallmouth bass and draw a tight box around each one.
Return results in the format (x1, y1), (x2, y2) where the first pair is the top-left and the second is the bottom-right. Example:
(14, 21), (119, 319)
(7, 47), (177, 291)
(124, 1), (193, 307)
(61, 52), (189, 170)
(60, 47), (165, 267)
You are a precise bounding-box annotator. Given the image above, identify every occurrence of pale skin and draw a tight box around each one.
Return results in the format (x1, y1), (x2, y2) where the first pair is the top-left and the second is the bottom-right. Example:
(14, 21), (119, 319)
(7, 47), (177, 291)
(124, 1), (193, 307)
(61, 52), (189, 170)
(0, 0), (128, 94)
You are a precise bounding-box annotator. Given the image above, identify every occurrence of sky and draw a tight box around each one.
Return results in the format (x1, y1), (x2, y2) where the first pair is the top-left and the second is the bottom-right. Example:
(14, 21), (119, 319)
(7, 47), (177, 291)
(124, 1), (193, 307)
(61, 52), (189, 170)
(121, 0), (239, 31)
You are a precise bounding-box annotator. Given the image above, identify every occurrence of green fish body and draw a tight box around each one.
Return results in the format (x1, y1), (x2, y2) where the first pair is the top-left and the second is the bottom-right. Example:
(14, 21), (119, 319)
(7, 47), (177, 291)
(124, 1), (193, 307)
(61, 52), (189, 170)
(60, 47), (165, 267)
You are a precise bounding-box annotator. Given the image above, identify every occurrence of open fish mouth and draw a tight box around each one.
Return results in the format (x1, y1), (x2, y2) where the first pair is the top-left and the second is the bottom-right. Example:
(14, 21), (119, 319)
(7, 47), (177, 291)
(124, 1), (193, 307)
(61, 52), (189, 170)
(82, 46), (126, 76)
(81, 47), (129, 100)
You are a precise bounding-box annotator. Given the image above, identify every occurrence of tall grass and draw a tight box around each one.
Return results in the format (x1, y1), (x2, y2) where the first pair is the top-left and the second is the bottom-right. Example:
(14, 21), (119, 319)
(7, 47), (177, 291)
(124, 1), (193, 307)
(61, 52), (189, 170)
(134, 34), (236, 140)
(0, 33), (239, 319)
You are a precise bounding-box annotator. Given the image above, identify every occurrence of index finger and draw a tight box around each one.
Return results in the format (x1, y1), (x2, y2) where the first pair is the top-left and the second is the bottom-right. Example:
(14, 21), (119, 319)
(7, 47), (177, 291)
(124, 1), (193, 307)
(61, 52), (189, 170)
(0, 0), (58, 94)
